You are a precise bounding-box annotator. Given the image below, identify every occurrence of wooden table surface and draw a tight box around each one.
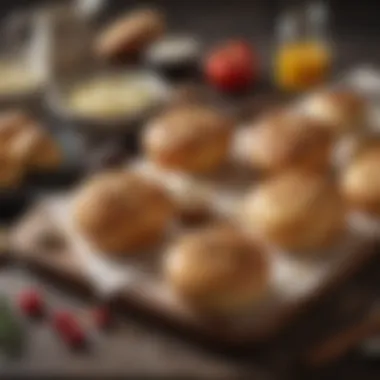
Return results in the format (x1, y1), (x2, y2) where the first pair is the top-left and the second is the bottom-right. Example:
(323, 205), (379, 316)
(1, 1), (380, 378)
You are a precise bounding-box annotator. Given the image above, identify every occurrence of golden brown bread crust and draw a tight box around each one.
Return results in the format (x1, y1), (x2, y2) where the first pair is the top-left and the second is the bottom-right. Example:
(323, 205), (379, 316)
(0, 150), (24, 188)
(95, 9), (165, 60)
(247, 111), (334, 174)
(303, 89), (367, 134)
(143, 105), (233, 174)
(0, 110), (62, 187)
(0, 109), (33, 144)
(73, 171), (176, 255)
(177, 203), (213, 226)
(0, 109), (61, 171)
(341, 143), (380, 216)
(164, 225), (269, 314)
(8, 127), (62, 171)
(326, 90), (366, 117)
(344, 137), (380, 163)
(243, 170), (346, 253)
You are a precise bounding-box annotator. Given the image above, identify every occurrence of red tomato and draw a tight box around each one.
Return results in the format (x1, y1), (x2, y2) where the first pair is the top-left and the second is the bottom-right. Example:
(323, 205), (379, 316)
(206, 56), (252, 91)
(204, 40), (258, 92)
(223, 40), (253, 63)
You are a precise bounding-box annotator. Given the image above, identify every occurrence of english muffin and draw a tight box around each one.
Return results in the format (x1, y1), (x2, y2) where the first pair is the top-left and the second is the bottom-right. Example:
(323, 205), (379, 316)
(247, 110), (333, 174)
(242, 170), (346, 253)
(143, 105), (233, 174)
(164, 225), (269, 314)
(73, 171), (176, 255)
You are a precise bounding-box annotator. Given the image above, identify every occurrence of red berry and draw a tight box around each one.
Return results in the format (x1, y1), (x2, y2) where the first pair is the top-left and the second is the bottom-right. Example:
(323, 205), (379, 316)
(19, 289), (45, 317)
(93, 307), (112, 329)
(65, 328), (86, 348)
(53, 311), (86, 348)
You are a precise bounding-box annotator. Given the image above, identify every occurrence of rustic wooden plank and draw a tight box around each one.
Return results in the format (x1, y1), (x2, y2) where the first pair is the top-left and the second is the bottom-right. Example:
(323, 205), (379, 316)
(9, 202), (380, 352)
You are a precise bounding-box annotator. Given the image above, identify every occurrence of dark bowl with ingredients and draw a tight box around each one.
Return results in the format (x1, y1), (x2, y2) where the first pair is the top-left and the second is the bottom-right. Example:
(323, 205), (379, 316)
(45, 68), (173, 156)
(144, 35), (202, 81)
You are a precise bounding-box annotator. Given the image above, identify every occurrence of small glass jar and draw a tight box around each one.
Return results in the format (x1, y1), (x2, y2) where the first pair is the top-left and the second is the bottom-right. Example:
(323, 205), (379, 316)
(273, 2), (332, 92)
(0, 11), (47, 107)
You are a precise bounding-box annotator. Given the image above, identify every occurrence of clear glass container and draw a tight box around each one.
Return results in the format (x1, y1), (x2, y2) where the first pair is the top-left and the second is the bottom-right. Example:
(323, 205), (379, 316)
(0, 10), (47, 103)
(273, 2), (332, 92)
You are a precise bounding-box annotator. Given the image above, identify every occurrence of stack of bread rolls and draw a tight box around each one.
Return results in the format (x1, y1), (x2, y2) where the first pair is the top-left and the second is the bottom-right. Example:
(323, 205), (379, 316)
(0, 110), (62, 189)
(240, 88), (371, 254)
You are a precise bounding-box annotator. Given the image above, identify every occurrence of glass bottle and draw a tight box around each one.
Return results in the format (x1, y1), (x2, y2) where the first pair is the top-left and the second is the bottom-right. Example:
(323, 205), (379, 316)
(273, 2), (332, 92)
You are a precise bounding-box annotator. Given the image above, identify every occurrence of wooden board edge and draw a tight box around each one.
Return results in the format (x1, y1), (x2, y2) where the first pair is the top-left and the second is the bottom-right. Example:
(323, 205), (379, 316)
(9, 206), (380, 350)
(113, 239), (380, 349)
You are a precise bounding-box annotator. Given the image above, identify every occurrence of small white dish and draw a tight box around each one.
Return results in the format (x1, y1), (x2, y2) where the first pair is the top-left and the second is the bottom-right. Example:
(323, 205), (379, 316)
(145, 35), (201, 66)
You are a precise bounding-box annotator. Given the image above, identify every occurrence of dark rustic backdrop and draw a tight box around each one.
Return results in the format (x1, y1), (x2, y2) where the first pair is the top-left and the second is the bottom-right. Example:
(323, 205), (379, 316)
(0, 0), (378, 70)
(0, 1), (379, 379)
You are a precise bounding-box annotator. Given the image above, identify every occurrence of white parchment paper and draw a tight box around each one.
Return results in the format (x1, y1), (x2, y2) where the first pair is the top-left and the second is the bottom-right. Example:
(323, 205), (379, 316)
(42, 66), (380, 329)
(48, 197), (140, 297)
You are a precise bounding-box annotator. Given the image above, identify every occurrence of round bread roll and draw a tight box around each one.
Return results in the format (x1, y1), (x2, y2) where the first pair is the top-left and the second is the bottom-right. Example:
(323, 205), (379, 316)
(73, 171), (175, 255)
(302, 89), (367, 135)
(95, 9), (165, 61)
(8, 127), (62, 171)
(164, 225), (269, 314)
(341, 141), (380, 216)
(332, 133), (365, 170)
(247, 110), (333, 174)
(143, 105), (233, 174)
(243, 170), (346, 253)
(0, 110), (32, 145)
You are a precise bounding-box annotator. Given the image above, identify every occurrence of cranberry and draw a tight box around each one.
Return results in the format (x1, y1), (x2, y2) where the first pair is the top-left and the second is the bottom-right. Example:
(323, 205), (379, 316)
(18, 289), (45, 317)
(53, 311), (86, 348)
(64, 327), (86, 348)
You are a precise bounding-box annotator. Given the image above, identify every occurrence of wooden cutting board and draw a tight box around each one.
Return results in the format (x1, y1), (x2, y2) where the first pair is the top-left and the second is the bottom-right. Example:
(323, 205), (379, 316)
(10, 200), (380, 351)
(9, 86), (380, 354)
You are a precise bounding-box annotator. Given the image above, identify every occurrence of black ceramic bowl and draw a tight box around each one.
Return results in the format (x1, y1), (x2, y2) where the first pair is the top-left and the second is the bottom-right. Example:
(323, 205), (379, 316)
(144, 35), (202, 81)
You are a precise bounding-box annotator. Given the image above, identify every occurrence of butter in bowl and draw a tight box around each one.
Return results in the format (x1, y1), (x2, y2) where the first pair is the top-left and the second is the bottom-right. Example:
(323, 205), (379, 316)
(0, 58), (45, 109)
(46, 69), (172, 136)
